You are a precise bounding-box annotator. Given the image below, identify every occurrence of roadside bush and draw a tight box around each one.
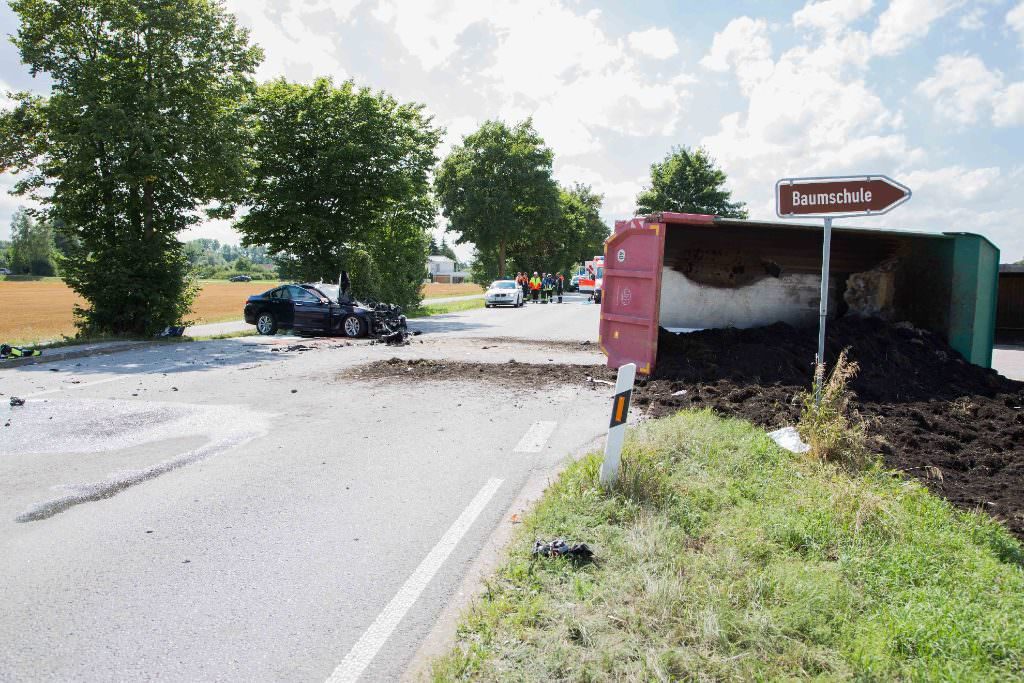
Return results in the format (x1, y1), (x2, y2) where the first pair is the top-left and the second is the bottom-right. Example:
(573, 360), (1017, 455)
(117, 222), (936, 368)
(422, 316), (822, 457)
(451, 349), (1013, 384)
(798, 350), (869, 468)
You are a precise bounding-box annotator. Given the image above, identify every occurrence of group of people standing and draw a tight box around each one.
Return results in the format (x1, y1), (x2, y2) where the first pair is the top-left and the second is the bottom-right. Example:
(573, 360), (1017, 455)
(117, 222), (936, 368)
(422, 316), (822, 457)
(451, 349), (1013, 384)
(515, 272), (565, 304)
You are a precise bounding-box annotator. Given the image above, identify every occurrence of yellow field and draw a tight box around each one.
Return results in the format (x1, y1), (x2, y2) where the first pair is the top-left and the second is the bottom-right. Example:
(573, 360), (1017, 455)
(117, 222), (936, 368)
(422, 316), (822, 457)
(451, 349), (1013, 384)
(0, 279), (484, 343)
(0, 280), (279, 343)
(422, 282), (483, 298)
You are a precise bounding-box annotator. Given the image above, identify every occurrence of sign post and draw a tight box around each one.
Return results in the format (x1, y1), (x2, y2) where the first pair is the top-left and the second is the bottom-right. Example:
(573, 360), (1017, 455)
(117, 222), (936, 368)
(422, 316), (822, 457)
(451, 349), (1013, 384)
(775, 175), (911, 404)
(600, 362), (635, 487)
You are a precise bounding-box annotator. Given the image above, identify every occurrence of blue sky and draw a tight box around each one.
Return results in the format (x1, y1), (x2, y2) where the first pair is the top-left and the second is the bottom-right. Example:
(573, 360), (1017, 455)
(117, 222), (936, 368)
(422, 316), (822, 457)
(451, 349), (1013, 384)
(2, 0), (1023, 261)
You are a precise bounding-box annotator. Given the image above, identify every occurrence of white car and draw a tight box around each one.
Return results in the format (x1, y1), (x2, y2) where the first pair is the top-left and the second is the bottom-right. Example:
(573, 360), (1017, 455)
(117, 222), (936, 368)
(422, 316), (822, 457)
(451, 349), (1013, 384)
(484, 280), (523, 307)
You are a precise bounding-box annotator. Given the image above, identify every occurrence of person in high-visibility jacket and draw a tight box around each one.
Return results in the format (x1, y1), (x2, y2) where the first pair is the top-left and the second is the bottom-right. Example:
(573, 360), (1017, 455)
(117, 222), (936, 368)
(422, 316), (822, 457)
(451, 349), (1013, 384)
(529, 272), (542, 302)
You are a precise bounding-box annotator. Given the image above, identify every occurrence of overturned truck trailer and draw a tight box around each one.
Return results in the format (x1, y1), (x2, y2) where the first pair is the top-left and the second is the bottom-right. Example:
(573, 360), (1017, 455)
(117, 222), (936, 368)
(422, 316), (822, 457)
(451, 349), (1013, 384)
(598, 213), (1000, 375)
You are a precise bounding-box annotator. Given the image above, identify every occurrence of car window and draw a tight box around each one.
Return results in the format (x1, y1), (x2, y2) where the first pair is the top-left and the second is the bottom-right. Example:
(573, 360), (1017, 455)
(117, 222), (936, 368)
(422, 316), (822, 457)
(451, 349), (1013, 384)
(269, 287), (290, 300)
(491, 281), (516, 289)
(289, 286), (320, 302)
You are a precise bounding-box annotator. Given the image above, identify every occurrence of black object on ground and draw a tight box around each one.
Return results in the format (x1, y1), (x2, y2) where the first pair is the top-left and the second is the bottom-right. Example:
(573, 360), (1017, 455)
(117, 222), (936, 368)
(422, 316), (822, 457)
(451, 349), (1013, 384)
(157, 326), (185, 338)
(532, 538), (593, 560)
(10, 396), (26, 407)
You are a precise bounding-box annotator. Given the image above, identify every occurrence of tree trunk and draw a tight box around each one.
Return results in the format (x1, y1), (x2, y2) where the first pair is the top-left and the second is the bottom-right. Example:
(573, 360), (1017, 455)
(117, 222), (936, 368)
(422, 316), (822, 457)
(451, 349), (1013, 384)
(143, 178), (155, 238)
(498, 238), (506, 279)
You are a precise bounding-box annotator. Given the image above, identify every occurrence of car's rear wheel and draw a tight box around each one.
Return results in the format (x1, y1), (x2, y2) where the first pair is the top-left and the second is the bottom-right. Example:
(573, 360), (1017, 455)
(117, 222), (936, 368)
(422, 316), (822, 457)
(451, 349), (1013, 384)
(342, 314), (366, 338)
(256, 312), (277, 335)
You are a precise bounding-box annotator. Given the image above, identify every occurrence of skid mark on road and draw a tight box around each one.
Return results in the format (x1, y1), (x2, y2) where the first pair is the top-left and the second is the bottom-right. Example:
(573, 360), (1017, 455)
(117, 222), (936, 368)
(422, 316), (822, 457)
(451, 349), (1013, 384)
(6, 399), (267, 522)
(514, 421), (558, 453)
(327, 478), (504, 683)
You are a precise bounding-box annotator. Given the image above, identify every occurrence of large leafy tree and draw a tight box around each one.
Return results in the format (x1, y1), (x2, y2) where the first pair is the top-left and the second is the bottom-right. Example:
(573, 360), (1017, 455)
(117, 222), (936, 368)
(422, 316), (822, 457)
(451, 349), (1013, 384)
(509, 183), (609, 276)
(636, 146), (748, 218)
(0, 0), (261, 336)
(8, 207), (56, 276)
(236, 78), (440, 307)
(435, 119), (560, 279)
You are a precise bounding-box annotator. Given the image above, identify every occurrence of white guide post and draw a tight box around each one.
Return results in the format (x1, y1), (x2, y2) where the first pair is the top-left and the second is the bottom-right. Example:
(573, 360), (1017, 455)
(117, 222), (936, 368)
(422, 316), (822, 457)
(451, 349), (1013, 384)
(599, 362), (636, 487)
(815, 216), (833, 406)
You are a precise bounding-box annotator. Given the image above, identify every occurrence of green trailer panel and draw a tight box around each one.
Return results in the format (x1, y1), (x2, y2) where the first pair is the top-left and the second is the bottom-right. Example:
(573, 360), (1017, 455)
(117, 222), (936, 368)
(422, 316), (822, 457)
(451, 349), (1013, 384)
(946, 233), (999, 367)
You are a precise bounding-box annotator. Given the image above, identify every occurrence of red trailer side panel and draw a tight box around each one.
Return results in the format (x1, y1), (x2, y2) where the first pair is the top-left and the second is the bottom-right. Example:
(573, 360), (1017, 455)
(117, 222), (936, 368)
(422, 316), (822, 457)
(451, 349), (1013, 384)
(599, 219), (666, 375)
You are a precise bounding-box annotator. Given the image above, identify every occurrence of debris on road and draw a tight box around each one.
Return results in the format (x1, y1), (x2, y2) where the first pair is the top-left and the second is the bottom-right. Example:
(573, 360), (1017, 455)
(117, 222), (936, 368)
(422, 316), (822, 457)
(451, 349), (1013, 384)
(270, 343), (316, 353)
(532, 538), (593, 561)
(157, 326), (186, 338)
(343, 358), (614, 387)
(9, 396), (26, 407)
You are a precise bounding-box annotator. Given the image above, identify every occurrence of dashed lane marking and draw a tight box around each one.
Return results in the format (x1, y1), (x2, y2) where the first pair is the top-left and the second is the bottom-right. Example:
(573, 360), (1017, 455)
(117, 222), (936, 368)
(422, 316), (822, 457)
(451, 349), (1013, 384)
(513, 420), (558, 453)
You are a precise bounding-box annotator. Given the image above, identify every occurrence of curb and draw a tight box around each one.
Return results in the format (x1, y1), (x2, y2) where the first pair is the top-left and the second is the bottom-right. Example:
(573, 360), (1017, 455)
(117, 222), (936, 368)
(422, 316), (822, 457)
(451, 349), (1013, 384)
(0, 341), (163, 369)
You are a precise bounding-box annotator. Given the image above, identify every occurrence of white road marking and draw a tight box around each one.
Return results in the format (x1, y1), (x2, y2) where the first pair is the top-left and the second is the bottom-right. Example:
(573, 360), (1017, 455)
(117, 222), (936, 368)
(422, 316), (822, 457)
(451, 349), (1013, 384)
(513, 420), (558, 453)
(326, 477), (504, 683)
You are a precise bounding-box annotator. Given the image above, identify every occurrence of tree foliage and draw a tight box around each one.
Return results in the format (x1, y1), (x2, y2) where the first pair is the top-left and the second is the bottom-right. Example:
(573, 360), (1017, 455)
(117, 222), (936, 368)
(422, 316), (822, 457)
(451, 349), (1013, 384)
(513, 183), (608, 275)
(636, 146), (748, 218)
(0, 0), (262, 335)
(8, 207), (57, 275)
(235, 78), (439, 307)
(435, 119), (560, 279)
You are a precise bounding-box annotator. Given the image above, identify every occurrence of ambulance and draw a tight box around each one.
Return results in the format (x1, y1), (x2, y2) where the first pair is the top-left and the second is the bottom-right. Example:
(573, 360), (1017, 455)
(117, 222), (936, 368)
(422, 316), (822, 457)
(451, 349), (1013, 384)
(579, 255), (604, 301)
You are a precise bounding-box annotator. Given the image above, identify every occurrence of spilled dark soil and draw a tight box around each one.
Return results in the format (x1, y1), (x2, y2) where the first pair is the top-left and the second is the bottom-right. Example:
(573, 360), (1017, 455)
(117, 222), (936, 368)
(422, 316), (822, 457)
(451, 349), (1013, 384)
(634, 318), (1024, 539)
(341, 357), (615, 386)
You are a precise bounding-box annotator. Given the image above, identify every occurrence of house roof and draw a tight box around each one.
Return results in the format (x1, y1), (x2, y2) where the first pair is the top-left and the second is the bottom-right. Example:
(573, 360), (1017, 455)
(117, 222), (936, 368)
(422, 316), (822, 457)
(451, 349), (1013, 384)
(427, 255), (455, 263)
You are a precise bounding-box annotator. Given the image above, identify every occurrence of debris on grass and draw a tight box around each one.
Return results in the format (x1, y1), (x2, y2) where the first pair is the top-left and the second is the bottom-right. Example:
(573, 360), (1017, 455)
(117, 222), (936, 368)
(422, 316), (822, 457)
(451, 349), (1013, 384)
(531, 538), (593, 561)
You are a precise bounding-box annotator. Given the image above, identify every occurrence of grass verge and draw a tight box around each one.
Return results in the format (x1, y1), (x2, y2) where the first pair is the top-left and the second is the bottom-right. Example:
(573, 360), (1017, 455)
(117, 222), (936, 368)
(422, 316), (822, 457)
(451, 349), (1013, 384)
(432, 410), (1024, 681)
(408, 298), (486, 318)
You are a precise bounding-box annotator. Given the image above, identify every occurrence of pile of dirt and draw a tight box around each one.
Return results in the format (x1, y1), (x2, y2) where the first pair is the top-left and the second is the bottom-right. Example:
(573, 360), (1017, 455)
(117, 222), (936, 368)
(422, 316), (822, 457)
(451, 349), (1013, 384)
(635, 319), (1024, 539)
(651, 317), (1015, 402)
(341, 358), (615, 386)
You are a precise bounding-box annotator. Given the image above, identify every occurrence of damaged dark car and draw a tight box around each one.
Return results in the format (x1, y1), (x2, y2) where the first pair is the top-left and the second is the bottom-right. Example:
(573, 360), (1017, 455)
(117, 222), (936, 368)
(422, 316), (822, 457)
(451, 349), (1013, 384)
(243, 284), (406, 338)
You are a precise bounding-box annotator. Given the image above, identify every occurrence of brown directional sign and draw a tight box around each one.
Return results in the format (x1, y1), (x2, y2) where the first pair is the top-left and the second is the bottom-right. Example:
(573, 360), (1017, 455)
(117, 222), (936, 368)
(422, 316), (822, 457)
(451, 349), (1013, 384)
(776, 175), (911, 218)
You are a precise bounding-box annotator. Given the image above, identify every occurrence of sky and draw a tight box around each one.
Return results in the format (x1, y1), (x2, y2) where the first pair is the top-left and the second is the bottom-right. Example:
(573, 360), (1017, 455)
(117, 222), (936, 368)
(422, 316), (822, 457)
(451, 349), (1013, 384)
(1, 0), (1023, 262)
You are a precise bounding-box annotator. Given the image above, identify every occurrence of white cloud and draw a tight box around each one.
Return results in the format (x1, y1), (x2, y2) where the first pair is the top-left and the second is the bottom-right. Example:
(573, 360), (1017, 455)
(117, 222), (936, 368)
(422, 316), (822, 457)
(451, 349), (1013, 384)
(958, 7), (986, 31)
(554, 163), (645, 219)
(374, 0), (693, 157)
(917, 53), (1024, 127)
(1008, 2), (1024, 45)
(994, 82), (1024, 126)
(917, 54), (1004, 124)
(223, 0), (356, 82)
(871, 0), (962, 56)
(793, 0), (874, 34)
(700, 17), (774, 94)
(626, 27), (679, 60)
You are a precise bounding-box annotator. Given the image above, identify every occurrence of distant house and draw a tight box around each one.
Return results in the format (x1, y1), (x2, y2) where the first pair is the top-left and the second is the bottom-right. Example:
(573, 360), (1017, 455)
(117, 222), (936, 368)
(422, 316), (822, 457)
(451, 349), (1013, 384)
(426, 255), (469, 284)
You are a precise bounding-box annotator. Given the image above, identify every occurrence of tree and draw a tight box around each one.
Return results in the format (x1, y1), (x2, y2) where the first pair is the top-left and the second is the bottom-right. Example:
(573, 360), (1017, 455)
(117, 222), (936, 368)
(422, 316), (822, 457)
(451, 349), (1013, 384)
(435, 119), (560, 279)
(0, 0), (262, 335)
(635, 146), (748, 218)
(437, 238), (458, 264)
(8, 207), (56, 275)
(235, 78), (439, 307)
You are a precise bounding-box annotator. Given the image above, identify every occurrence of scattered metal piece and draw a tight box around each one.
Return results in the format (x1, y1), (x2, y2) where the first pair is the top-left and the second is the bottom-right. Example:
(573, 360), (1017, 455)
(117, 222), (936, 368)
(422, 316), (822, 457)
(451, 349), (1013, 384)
(532, 538), (593, 560)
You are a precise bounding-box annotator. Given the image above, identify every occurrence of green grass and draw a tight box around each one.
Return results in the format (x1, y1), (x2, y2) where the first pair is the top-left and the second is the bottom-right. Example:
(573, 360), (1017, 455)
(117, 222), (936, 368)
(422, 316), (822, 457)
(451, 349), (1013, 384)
(408, 298), (486, 318)
(432, 410), (1024, 681)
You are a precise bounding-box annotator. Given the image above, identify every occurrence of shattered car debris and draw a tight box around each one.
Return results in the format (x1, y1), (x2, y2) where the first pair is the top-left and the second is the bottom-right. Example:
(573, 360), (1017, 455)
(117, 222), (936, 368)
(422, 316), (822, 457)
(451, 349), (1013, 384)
(532, 538), (593, 560)
(243, 283), (407, 339)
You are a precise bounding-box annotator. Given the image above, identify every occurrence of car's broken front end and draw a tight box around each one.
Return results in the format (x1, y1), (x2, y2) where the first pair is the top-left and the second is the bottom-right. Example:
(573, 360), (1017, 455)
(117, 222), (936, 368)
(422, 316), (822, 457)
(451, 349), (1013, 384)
(365, 302), (407, 338)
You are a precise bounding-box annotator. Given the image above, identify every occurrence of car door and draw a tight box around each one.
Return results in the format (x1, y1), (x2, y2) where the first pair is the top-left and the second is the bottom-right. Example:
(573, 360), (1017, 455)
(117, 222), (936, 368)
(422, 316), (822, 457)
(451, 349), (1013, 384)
(266, 287), (294, 328)
(289, 286), (329, 331)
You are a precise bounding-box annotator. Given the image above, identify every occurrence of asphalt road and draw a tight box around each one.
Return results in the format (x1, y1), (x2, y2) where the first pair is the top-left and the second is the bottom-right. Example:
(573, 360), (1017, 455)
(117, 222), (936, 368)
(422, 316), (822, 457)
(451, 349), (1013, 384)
(0, 295), (608, 681)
